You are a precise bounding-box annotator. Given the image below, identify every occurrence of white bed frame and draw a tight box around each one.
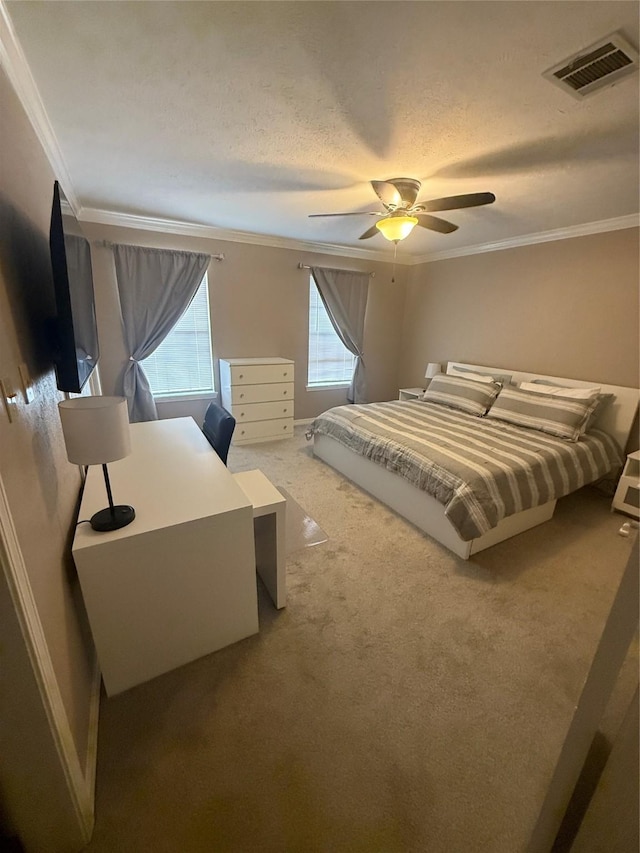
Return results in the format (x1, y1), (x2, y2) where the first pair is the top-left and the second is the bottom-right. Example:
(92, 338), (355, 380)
(313, 362), (639, 560)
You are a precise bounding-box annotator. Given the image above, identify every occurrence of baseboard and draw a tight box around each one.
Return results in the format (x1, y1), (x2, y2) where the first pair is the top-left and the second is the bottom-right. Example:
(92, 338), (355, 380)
(83, 653), (101, 812)
(294, 418), (315, 426)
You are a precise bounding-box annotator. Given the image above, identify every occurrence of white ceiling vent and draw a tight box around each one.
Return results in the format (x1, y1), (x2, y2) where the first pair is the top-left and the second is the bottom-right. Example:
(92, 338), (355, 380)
(543, 32), (638, 99)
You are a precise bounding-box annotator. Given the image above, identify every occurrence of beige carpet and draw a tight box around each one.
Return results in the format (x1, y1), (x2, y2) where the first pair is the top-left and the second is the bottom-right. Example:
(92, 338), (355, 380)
(86, 426), (638, 853)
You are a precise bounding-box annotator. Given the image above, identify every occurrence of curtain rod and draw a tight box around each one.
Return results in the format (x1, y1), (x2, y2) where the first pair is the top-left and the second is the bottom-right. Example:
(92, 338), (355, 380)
(91, 240), (225, 261)
(298, 263), (375, 277)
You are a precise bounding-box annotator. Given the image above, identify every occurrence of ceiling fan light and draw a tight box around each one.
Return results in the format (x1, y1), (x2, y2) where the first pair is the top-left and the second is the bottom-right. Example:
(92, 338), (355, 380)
(376, 215), (418, 242)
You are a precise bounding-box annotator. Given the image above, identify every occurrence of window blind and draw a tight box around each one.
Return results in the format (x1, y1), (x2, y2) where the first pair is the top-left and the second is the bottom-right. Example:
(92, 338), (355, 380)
(142, 275), (214, 396)
(307, 278), (356, 386)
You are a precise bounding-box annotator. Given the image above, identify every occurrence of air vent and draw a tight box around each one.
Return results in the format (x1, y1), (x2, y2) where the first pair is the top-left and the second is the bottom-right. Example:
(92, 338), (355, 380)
(543, 32), (638, 99)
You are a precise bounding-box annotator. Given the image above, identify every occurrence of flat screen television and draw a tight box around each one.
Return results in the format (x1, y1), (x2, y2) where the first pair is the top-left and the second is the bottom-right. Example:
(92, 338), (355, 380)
(49, 181), (99, 393)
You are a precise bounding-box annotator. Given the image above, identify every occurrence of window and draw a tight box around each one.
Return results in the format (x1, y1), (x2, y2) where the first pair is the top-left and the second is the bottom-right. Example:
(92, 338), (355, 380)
(307, 277), (356, 387)
(142, 274), (214, 397)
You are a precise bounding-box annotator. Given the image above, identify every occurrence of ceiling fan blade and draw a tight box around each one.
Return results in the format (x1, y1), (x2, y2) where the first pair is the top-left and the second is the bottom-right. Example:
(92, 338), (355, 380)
(416, 192), (496, 213)
(358, 224), (381, 240)
(388, 177), (421, 207)
(416, 214), (458, 234)
(371, 180), (403, 210)
(308, 211), (383, 218)
(371, 178), (423, 209)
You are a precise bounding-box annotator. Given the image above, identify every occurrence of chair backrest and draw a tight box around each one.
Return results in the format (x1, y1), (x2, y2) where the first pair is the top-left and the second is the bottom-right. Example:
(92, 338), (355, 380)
(202, 402), (236, 465)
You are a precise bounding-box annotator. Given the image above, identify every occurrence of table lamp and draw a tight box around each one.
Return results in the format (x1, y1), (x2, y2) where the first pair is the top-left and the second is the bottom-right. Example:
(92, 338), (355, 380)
(425, 362), (442, 384)
(58, 396), (135, 532)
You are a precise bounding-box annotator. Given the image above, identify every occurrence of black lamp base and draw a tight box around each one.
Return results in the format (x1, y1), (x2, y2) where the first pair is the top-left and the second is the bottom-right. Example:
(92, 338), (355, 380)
(90, 505), (136, 532)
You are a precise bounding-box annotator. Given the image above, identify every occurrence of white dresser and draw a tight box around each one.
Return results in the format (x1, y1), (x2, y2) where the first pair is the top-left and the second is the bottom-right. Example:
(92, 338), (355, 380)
(219, 357), (294, 444)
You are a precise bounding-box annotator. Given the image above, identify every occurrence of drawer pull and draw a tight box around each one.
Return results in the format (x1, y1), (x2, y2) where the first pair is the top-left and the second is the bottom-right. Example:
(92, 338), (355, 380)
(283, 372), (288, 377)
(283, 408), (288, 413)
(240, 393), (244, 399)
(283, 425), (288, 430)
(240, 412), (245, 417)
(239, 373), (244, 379)
(241, 429), (245, 435)
(283, 390), (287, 395)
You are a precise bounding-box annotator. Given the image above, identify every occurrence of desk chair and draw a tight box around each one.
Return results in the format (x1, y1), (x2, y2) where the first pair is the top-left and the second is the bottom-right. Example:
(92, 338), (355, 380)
(202, 402), (236, 465)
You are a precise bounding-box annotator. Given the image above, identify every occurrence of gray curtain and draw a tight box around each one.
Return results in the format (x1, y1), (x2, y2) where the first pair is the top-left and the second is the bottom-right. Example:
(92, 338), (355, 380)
(311, 267), (370, 403)
(113, 244), (211, 422)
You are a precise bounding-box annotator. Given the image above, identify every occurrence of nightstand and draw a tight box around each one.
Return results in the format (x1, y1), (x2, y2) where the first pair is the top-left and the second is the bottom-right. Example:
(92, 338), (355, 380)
(399, 387), (424, 401)
(612, 450), (640, 518)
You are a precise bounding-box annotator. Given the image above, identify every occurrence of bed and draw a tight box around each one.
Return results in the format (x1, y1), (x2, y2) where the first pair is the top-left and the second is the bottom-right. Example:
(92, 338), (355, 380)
(311, 362), (639, 560)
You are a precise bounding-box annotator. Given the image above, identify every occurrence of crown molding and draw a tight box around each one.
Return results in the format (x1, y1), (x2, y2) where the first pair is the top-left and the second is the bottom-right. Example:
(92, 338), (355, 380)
(77, 206), (406, 264)
(0, 1), (80, 212)
(80, 207), (639, 267)
(408, 214), (640, 265)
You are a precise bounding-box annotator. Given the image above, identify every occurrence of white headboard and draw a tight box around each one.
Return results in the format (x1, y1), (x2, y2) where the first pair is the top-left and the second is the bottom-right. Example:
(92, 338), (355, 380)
(447, 362), (639, 452)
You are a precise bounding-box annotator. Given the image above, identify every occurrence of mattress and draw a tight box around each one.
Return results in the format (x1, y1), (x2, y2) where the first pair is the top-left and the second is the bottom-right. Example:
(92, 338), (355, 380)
(311, 400), (623, 541)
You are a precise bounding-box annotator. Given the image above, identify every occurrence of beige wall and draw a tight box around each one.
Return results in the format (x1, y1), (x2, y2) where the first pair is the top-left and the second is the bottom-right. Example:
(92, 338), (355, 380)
(399, 228), (640, 394)
(85, 223), (639, 435)
(81, 224), (408, 421)
(0, 67), (94, 849)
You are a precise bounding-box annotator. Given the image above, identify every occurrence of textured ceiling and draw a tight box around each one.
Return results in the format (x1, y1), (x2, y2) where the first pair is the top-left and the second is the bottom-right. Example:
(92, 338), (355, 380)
(6, 0), (640, 257)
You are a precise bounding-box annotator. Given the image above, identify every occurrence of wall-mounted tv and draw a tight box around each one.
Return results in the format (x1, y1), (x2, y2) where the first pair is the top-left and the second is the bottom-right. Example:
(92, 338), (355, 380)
(49, 181), (99, 393)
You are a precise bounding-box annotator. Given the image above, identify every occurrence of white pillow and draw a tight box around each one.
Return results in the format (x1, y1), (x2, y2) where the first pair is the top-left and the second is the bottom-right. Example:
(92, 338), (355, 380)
(519, 381), (600, 400)
(447, 367), (498, 385)
(447, 364), (512, 385)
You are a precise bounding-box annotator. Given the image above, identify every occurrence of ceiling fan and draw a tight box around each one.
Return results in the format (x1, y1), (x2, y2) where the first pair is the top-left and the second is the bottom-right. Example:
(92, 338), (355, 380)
(309, 178), (496, 242)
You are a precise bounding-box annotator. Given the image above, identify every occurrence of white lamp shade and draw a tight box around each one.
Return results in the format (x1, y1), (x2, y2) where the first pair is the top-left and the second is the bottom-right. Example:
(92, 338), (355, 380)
(425, 362), (442, 379)
(58, 396), (131, 465)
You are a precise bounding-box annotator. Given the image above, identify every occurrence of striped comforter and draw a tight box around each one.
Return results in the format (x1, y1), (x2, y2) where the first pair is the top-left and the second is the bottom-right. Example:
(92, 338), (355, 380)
(312, 400), (623, 541)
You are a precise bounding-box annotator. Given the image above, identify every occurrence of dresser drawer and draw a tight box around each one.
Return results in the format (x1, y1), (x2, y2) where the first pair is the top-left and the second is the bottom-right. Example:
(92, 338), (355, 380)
(229, 363), (294, 386)
(232, 400), (293, 423)
(229, 382), (293, 405)
(234, 417), (294, 444)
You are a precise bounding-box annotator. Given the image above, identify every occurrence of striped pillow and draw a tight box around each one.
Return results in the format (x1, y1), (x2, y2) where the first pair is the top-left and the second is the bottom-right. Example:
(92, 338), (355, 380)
(521, 380), (600, 399)
(524, 380), (614, 431)
(585, 393), (615, 430)
(485, 386), (598, 441)
(423, 374), (501, 417)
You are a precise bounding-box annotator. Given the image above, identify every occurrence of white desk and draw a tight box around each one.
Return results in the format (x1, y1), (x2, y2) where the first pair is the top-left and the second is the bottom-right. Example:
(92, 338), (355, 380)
(72, 418), (258, 696)
(232, 470), (286, 608)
